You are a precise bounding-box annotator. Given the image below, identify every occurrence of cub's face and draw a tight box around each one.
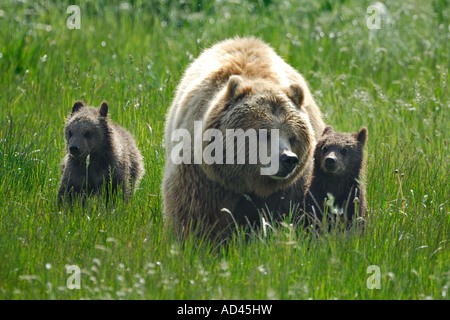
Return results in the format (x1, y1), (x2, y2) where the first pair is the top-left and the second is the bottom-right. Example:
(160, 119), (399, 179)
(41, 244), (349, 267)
(202, 76), (314, 196)
(315, 126), (368, 177)
(65, 101), (108, 160)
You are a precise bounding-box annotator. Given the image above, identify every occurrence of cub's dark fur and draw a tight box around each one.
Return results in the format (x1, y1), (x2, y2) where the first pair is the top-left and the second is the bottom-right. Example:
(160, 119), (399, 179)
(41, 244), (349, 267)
(58, 101), (144, 204)
(304, 126), (368, 226)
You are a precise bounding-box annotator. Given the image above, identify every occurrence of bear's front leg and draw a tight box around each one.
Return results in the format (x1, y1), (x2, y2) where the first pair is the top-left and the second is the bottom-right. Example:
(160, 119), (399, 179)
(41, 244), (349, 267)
(58, 157), (87, 204)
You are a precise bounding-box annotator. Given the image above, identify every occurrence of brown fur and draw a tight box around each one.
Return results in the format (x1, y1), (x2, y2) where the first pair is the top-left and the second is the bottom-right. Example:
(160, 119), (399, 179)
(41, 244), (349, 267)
(58, 101), (144, 204)
(304, 126), (368, 226)
(162, 37), (324, 240)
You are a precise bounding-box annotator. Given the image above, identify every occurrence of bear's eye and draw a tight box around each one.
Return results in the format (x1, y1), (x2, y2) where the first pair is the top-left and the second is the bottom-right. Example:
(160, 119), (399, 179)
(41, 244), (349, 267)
(68, 131), (72, 138)
(341, 148), (347, 155)
(323, 147), (328, 153)
(289, 137), (296, 145)
(84, 131), (91, 139)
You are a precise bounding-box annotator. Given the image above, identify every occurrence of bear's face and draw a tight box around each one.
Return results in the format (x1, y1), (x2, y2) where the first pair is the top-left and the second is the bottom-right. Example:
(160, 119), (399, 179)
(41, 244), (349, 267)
(65, 102), (108, 160)
(202, 75), (314, 196)
(315, 126), (368, 177)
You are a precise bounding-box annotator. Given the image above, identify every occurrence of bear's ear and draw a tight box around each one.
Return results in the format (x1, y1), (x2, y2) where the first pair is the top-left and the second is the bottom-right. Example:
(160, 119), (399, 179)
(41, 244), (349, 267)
(322, 126), (334, 136)
(354, 127), (368, 145)
(287, 84), (304, 107)
(99, 101), (108, 117)
(226, 75), (244, 100)
(72, 101), (84, 114)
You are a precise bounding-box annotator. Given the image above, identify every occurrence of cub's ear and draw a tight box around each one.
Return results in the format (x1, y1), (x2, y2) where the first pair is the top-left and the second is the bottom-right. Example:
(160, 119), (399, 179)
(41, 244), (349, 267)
(287, 84), (304, 107)
(322, 126), (334, 136)
(72, 101), (84, 114)
(226, 75), (246, 100)
(99, 101), (109, 117)
(354, 127), (368, 145)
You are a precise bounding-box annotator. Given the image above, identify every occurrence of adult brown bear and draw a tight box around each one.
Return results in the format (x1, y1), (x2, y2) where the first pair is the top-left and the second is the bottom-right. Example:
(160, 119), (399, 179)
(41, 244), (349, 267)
(162, 37), (325, 240)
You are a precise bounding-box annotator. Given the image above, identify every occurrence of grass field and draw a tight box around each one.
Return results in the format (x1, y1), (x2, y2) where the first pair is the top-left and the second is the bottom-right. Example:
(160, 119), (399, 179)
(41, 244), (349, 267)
(0, 0), (448, 300)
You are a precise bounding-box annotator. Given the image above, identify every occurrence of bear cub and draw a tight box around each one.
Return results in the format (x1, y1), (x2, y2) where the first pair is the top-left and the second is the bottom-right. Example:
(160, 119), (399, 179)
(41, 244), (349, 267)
(58, 101), (144, 204)
(304, 126), (368, 227)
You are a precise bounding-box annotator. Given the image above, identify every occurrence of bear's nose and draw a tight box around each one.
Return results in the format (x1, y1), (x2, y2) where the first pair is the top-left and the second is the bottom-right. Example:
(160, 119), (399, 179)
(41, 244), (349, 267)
(280, 152), (298, 174)
(69, 144), (80, 155)
(325, 157), (336, 169)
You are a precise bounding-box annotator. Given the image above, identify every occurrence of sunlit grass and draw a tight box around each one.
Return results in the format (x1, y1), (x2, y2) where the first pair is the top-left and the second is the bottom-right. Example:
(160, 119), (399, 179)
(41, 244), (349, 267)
(0, 0), (448, 299)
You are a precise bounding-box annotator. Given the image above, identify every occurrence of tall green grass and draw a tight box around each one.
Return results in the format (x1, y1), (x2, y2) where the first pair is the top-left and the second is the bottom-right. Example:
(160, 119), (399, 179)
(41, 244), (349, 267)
(0, 0), (448, 299)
